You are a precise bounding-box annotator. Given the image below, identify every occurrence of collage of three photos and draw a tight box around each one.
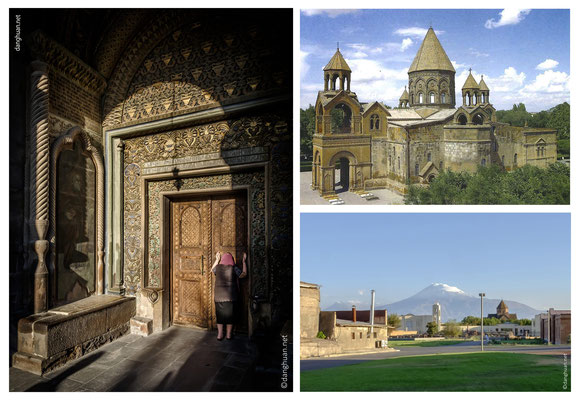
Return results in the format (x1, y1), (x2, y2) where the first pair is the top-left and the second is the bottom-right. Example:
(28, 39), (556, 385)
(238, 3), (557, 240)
(7, 6), (571, 393)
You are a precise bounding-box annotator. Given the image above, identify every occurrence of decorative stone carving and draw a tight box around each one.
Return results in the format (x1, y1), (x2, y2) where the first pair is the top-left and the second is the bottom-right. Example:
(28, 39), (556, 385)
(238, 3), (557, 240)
(29, 31), (107, 95)
(50, 127), (105, 304)
(29, 61), (50, 313)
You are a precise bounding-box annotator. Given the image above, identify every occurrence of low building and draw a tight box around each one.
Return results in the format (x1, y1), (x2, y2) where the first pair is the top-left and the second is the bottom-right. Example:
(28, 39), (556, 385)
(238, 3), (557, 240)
(400, 314), (432, 335)
(300, 282), (321, 339)
(335, 307), (388, 325)
(461, 323), (533, 338)
(538, 309), (571, 344)
(319, 312), (389, 351)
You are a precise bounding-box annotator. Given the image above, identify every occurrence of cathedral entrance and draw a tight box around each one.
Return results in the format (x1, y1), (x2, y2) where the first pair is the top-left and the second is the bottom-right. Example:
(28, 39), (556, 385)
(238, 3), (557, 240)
(170, 192), (248, 332)
(334, 157), (350, 193)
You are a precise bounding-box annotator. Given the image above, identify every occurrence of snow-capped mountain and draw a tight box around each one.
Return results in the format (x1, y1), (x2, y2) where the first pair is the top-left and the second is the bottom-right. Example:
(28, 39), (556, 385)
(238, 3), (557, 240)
(324, 283), (543, 322)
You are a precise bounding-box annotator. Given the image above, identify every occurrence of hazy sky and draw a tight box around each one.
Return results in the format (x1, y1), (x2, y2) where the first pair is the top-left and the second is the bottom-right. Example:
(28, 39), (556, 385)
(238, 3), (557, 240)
(301, 213), (571, 310)
(301, 9), (570, 112)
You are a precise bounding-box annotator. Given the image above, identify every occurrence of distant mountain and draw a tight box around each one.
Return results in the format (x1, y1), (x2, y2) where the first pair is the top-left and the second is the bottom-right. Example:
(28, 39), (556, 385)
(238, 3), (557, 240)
(325, 300), (370, 311)
(378, 283), (543, 322)
(324, 283), (544, 322)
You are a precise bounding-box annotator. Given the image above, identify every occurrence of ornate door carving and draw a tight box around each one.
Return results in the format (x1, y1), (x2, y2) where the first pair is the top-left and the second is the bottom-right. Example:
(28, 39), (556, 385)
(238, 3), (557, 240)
(171, 199), (209, 327)
(171, 192), (248, 330)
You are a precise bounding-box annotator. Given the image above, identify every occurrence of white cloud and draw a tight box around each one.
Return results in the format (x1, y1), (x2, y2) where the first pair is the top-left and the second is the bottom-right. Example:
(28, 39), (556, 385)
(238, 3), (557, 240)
(536, 59), (559, 70)
(469, 48), (489, 58)
(344, 58), (408, 106)
(485, 9), (531, 29)
(358, 290), (364, 296)
(301, 9), (360, 18)
(394, 27), (444, 39)
(452, 60), (467, 70)
(300, 50), (310, 80)
(400, 38), (413, 52)
(524, 70), (569, 93)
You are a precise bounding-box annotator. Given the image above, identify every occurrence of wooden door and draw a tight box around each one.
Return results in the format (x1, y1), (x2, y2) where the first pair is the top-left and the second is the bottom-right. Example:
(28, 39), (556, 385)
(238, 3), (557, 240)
(171, 199), (210, 327)
(171, 192), (248, 331)
(211, 193), (248, 332)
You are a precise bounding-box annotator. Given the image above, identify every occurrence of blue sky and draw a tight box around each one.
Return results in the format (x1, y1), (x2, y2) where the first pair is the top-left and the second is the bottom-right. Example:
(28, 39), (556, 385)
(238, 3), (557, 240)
(301, 213), (570, 311)
(301, 9), (570, 112)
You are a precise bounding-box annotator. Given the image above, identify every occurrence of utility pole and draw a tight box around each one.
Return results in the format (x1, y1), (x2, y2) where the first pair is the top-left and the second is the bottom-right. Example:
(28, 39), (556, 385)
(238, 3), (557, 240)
(479, 293), (485, 351)
(370, 290), (375, 335)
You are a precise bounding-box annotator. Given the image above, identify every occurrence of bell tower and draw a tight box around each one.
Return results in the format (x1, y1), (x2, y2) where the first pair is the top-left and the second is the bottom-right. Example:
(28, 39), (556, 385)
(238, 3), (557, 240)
(323, 46), (352, 92)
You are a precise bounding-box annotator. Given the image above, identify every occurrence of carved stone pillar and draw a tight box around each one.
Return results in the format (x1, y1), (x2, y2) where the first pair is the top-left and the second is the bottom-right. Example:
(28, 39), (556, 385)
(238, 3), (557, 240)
(29, 61), (50, 313)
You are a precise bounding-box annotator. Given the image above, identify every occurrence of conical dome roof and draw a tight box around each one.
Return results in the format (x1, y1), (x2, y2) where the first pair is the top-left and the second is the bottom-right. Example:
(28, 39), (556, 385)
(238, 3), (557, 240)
(408, 28), (455, 73)
(478, 75), (489, 91)
(497, 300), (508, 311)
(462, 70), (479, 90)
(324, 48), (351, 72)
(400, 86), (409, 101)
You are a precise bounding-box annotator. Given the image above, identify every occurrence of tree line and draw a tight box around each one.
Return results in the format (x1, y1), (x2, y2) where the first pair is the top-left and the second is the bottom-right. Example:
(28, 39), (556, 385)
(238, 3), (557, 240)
(405, 163), (569, 205)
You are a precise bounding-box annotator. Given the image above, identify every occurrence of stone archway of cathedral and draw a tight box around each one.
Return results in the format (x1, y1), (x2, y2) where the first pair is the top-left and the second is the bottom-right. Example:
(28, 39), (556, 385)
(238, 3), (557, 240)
(10, 9), (292, 376)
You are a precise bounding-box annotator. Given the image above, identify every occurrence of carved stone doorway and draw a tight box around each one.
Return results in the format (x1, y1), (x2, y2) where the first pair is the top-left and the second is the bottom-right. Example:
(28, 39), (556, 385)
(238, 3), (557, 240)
(170, 192), (248, 332)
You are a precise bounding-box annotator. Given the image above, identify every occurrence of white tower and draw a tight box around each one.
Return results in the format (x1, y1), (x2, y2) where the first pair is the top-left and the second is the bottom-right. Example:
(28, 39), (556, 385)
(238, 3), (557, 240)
(433, 302), (442, 327)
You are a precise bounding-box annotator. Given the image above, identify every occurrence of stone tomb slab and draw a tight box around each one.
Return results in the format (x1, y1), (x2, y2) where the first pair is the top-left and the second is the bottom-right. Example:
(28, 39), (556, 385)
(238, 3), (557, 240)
(13, 295), (136, 375)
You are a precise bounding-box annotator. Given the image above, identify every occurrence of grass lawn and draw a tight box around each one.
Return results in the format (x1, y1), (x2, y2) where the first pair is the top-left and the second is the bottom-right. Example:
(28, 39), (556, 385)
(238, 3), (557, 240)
(389, 339), (472, 347)
(301, 352), (570, 391)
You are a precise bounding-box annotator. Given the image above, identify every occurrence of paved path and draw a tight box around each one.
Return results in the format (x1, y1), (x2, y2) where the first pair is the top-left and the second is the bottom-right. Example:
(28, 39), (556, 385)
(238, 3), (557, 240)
(10, 326), (259, 392)
(300, 172), (404, 205)
(301, 344), (571, 371)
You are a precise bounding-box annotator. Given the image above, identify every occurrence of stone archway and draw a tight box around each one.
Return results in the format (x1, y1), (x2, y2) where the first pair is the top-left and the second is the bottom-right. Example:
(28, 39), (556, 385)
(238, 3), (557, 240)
(329, 151), (358, 194)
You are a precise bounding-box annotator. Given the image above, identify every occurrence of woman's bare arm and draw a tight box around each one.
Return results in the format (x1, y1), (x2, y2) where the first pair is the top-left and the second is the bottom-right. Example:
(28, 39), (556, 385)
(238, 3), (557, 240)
(211, 251), (221, 273)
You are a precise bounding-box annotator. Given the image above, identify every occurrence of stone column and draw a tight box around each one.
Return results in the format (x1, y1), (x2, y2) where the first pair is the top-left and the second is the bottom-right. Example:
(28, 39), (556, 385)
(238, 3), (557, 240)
(109, 139), (125, 294)
(29, 61), (50, 313)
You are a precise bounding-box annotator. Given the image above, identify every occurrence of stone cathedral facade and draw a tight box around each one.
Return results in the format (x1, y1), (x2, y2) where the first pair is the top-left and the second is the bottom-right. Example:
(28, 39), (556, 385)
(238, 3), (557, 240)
(10, 9), (292, 375)
(311, 28), (557, 197)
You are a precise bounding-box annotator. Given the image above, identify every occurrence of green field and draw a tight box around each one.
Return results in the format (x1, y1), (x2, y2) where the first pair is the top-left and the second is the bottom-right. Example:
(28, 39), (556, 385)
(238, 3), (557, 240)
(301, 352), (570, 391)
(388, 339), (472, 347)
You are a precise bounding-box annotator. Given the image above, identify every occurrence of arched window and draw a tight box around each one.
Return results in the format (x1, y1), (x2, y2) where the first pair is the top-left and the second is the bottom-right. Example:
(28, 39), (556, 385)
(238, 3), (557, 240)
(439, 161), (443, 170)
(457, 114), (467, 125)
(429, 92), (435, 103)
(514, 153), (518, 165)
(415, 163), (419, 176)
(473, 114), (483, 125)
(441, 93), (446, 104)
(418, 93), (423, 104)
(370, 114), (380, 130)
(466, 93), (471, 106)
(398, 156), (400, 171)
(501, 155), (505, 165)
(388, 155), (391, 166)
(481, 158), (486, 167)
(411, 94), (414, 104)
(427, 152), (432, 162)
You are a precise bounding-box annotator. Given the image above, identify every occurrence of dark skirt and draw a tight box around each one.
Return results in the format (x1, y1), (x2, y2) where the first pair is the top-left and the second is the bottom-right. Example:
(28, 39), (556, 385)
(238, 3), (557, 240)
(215, 301), (237, 324)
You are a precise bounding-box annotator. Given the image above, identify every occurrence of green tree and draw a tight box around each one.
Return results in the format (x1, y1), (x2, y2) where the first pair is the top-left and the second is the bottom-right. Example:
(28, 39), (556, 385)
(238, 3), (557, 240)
(426, 321), (439, 336)
(442, 320), (462, 338)
(547, 102), (570, 139)
(300, 105), (315, 158)
(388, 313), (401, 329)
(405, 164), (569, 205)
(461, 316), (481, 325)
(330, 108), (346, 132)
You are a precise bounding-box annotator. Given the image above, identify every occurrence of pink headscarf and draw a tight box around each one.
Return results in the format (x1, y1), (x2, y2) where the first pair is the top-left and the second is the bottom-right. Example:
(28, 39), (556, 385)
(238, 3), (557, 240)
(220, 252), (235, 266)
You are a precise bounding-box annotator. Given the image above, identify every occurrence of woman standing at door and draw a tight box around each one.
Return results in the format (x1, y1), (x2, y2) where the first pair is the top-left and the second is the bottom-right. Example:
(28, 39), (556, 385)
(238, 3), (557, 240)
(211, 251), (247, 340)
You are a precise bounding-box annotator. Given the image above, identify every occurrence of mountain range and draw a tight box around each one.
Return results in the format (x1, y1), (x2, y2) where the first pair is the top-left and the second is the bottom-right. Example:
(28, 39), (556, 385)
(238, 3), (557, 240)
(324, 283), (543, 322)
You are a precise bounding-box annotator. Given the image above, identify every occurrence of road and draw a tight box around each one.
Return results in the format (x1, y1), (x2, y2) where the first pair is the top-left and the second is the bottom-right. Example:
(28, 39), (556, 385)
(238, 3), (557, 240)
(301, 344), (571, 371)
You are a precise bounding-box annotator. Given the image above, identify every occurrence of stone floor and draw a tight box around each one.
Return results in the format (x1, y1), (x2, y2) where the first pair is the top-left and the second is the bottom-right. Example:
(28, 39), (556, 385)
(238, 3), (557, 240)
(9, 325), (260, 392)
(300, 172), (405, 205)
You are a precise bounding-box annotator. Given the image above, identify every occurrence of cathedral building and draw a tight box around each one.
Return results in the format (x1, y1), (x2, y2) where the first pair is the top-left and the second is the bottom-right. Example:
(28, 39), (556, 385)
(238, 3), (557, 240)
(10, 9), (292, 376)
(311, 28), (557, 197)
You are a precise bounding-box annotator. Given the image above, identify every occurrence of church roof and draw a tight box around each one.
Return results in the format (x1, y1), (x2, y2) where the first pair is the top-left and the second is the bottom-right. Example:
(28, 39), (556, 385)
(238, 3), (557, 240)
(408, 28), (455, 73)
(497, 300), (508, 311)
(324, 48), (351, 72)
(462, 70), (479, 90)
(400, 86), (409, 101)
(478, 76), (489, 91)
